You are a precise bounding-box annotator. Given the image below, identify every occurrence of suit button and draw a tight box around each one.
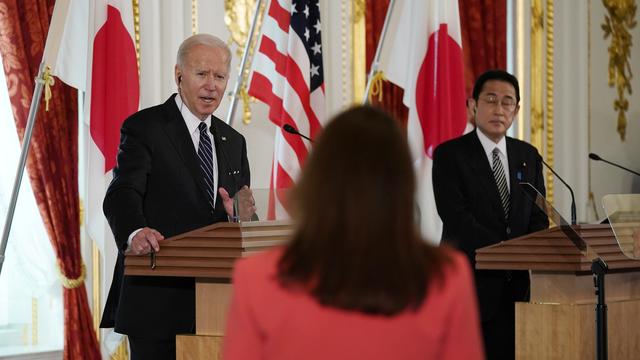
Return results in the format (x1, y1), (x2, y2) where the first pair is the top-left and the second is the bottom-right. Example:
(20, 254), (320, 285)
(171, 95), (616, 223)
(506, 227), (511, 235)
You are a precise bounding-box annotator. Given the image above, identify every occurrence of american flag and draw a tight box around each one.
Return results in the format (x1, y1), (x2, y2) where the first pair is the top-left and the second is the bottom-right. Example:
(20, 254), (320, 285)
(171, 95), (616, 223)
(248, 0), (325, 218)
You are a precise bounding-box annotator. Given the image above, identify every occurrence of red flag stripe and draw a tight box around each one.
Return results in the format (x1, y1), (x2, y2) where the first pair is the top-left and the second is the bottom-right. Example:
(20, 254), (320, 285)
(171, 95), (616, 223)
(256, 36), (322, 132)
(249, 72), (309, 165)
(268, 0), (291, 33)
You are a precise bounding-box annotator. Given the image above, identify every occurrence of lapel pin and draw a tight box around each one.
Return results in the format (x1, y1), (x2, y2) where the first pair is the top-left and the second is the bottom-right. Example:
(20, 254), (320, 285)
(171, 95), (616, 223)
(221, 136), (227, 141)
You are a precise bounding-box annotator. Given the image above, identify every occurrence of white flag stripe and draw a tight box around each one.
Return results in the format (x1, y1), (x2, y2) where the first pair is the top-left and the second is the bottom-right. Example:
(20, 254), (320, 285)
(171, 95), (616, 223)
(251, 52), (313, 143)
(286, 29), (311, 89)
(310, 88), (326, 129)
(275, 130), (302, 182)
(45, 0), (89, 90)
(260, 16), (290, 55)
(275, 0), (292, 12)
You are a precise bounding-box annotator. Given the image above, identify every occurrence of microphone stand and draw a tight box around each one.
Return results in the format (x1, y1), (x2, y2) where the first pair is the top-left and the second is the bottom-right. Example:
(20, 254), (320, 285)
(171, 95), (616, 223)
(592, 258), (608, 360)
(539, 156), (577, 225)
(589, 153), (640, 177)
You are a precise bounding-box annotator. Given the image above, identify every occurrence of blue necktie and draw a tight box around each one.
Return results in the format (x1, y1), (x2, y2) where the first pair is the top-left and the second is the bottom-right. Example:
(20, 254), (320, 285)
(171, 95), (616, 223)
(198, 122), (215, 207)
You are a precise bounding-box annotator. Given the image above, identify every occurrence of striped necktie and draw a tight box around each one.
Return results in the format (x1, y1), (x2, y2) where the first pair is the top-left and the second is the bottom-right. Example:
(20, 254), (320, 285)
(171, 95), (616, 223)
(492, 148), (510, 219)
(197, 122), (215, 207)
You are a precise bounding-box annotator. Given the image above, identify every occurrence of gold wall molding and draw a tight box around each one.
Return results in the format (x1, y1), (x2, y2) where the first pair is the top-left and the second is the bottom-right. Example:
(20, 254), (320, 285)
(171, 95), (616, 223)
(92, 243), (100, 341)
(601, 0), (636, 141)
(132, 0), (140, 72)
(31, 298), (37, 345)
(224, 0), (266, 124)
(110, 337), (129, 360)
(530, 0), (555, 204)
(530, 0), (544, 153)
(516, 1), (525, 141)
(352, 0), (365, 103)
(191, 0), (198, 35)
(545, 0), (555, 204)
(341, 0), (349, 106)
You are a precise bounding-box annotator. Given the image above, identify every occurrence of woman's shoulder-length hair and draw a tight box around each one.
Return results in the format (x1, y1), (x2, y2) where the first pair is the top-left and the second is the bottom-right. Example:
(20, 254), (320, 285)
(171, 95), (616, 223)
(277, 105), (450, 316)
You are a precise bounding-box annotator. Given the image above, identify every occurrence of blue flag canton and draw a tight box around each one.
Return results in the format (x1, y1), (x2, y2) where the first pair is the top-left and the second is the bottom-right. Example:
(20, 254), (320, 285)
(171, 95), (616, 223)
(290, 0), (324, 91)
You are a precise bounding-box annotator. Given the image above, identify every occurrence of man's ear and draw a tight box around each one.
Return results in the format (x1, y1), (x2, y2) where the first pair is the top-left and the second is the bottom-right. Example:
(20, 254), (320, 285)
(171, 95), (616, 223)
(512, 104), (520, 118)
(175, 64), (182, 87)
(467, 98), (477, 113)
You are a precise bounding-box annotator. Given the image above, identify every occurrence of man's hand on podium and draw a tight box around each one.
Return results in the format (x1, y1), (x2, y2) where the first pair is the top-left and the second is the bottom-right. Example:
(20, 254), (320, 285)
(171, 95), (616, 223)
(126, 227), (164, 255)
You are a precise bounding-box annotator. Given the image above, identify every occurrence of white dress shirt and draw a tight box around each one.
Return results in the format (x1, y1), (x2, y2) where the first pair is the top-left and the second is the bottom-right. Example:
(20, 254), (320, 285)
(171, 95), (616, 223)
(126, 97), (219, 249)
(476, 129), (510, 192)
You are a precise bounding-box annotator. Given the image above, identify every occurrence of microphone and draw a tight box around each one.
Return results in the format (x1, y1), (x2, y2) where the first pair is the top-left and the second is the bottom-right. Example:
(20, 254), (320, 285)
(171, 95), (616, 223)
(283, 124), (313, 143)
(589, 153), (640, 177)
(210, 122), (239, 194)
(537, 155), (577, 225)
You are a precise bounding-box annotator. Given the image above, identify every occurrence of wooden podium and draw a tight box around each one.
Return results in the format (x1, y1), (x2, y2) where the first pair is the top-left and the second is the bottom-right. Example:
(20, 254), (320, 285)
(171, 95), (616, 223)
(476, 224), (640, 359)
(124, 220), (293, 360)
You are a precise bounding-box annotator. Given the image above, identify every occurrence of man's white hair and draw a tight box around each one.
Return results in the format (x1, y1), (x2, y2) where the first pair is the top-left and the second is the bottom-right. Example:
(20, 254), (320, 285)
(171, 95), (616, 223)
(176, 33), (231, 69)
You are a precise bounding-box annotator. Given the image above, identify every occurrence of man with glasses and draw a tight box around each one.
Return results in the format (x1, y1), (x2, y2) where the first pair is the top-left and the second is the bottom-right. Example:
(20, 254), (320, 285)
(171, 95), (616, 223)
(432, 70), (549, 360)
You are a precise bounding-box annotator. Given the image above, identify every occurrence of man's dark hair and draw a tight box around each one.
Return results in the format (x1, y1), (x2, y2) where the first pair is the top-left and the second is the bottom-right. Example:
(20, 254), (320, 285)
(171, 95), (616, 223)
(278, 106), (450, 316)
(472, 69), (520, 103)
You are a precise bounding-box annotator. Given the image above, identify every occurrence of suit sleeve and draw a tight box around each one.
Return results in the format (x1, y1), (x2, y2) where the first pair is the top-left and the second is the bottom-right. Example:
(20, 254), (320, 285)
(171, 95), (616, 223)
(103, 117), (150, 252)
(222, 259), (264, 360)
(432, 144), (499, 250)
(527, 148), (550, 233)
(439, 253), (485, 360)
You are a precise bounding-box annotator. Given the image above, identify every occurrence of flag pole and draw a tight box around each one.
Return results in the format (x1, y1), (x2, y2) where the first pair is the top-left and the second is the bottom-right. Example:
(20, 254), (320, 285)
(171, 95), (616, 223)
(0, 0), (70, 276)
(363, 0), (397, 104)
(0, 63), (47, 276)
(225, 0), (264, 126)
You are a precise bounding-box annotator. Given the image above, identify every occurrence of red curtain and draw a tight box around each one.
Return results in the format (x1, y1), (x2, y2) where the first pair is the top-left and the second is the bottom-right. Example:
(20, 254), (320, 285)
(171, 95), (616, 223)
(366, 0), (507, 119)
(459, 0), (507, 96)
(365, 0), (408, 127)
(0, 1), (100, 359)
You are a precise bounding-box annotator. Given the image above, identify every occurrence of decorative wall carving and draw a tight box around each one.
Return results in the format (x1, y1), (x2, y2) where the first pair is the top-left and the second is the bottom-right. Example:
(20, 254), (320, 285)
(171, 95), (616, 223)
(224, 0), (265, 124)
(602, 0), (637, 141)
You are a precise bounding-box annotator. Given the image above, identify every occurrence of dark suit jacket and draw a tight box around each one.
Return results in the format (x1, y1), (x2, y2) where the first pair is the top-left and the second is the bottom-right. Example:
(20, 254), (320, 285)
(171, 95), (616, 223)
(432, 130), (548, 321)
(99, 94), (250, 339)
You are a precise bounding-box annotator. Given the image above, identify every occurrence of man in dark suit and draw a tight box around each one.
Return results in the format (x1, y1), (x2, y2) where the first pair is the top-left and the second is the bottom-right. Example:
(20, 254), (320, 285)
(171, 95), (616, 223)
(100, 34), (251, 360)
(432, 70), (549, 360)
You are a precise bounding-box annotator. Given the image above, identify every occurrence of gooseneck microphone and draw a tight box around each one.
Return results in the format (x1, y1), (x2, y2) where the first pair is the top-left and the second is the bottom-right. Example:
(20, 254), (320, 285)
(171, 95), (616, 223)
(283, 124), (313, 143)
(538, 155), (577, 225)
(589, 152), (640, 177)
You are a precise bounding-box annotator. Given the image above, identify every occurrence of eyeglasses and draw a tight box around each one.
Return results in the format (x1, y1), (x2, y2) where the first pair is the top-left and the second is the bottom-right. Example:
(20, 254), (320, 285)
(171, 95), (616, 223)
(479, 95), (518, 113)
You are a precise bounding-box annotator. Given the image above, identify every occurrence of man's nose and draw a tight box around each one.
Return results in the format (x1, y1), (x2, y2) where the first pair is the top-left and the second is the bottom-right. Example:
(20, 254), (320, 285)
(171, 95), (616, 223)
(493, 103), (506, 115)
(204, 76), (216, 90)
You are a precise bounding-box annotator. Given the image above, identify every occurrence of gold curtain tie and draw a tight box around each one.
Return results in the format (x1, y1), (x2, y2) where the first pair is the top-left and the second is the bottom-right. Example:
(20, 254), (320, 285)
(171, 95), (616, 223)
(368, 70), (386, 103)
(41, 66), (55, 112)
(58, 262), (86, 289)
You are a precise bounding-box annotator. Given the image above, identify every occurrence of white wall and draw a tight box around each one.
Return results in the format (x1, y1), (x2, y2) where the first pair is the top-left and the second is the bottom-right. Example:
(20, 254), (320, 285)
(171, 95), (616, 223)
(588, 0), (640, 218)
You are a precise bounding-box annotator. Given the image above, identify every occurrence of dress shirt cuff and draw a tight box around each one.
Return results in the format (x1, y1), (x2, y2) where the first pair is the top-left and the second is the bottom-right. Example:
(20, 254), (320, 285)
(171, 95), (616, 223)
(127, 228), (143, 250)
